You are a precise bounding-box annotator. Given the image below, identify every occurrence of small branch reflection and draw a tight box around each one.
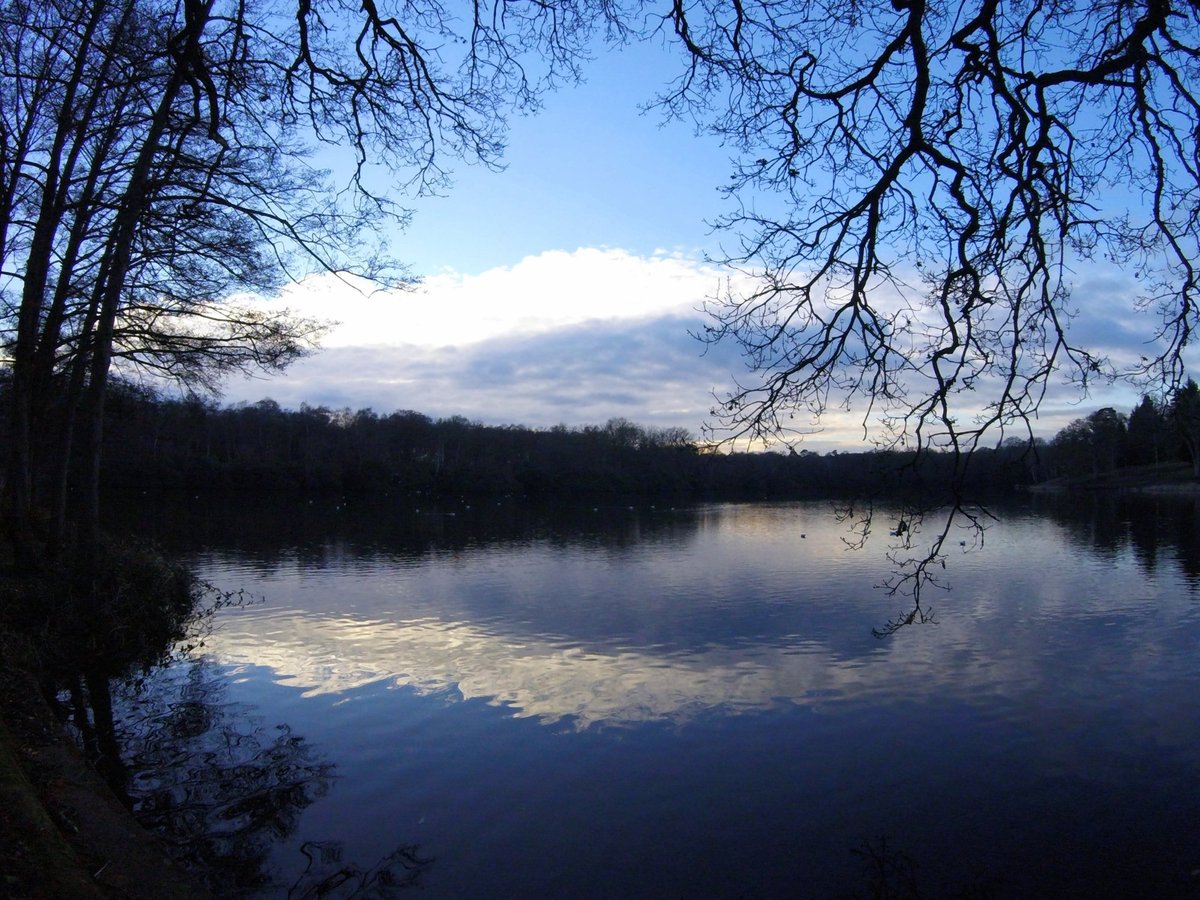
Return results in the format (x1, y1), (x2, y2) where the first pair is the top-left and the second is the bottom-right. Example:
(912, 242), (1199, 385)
(67, 654), (436, 896)
(835, 497), (996, 638)
(289, 840), (432, 898)
(847, 835), (1002, 899)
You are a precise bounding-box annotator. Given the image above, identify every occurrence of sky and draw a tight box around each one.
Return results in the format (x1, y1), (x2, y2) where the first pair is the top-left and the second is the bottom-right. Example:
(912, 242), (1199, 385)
(215, 38), (1162, 453)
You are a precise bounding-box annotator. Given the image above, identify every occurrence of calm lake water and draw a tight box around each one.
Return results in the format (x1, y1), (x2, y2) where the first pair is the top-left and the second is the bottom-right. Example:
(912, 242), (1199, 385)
(106, 493), (1200, 898)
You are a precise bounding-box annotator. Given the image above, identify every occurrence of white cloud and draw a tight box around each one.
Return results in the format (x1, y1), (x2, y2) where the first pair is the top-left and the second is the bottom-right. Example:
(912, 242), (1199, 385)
(220, 247), (1179, 448)
(271, 247), (731, 349)
(225, 315), (741, 433)
(223, 248), (761, 437)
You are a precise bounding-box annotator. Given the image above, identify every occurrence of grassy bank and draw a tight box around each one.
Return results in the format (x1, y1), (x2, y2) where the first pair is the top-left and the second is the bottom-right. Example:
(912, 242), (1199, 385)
(1029, 461), (1200, 494)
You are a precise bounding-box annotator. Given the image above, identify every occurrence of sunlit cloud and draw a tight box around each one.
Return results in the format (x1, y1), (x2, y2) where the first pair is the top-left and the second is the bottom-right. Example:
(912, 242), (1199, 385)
(267, 247), (732, 349)
(218, 246), (1173, 448)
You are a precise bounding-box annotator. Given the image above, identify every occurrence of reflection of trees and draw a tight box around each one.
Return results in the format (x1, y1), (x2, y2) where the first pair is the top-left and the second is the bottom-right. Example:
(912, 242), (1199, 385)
(117, 488), (981, 639)
(98, 658), (430, 896)
(66, 670), (131, 800)
(290, 841), (431, 899)
(110, 658), (333, 894)
(109, 489), (1200, 645)
(106, 491), (704, 571)
(856, 492), (1200, 636)
(1032, 493), (1200, 586)
(848, 836), (1001, 899)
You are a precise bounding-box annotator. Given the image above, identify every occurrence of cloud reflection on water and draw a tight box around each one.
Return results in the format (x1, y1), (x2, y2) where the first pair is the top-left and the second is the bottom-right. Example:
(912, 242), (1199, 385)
(208, 610), (873, 729)
(191, 496), (1200, 734)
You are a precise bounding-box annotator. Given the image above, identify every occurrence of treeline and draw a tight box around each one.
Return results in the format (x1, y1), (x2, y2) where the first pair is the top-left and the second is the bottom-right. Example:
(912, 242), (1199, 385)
(80, 381), (1042, 498)
(9, 376), (1196, 501)
(1044, 381), (1200, 481)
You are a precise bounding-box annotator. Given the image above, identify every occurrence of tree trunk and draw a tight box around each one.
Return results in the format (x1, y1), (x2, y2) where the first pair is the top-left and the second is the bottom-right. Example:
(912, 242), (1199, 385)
(77, 0), (212, 575)
(2, 1), (115, 569)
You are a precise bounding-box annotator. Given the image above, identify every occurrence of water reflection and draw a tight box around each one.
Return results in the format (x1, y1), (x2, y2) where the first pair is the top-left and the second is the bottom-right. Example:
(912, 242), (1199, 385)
(108, 493), (709, 570)
(290, 841), (430, 898)
(105, 493), (1200, 897)
(177, 496), (1200, 734)
(112, 658), (431, 895)
(209, 611), (860, 728)
(1030, 491), (1200, 583)
(109, 490), (1200, 614)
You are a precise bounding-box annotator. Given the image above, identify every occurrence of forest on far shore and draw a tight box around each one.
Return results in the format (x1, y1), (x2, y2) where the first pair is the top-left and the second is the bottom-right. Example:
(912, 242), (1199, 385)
(48, 379), (1195, 499)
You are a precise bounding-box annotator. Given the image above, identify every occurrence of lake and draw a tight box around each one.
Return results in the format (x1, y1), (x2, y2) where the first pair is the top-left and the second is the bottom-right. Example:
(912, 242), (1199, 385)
(105, 492), (1200, 898)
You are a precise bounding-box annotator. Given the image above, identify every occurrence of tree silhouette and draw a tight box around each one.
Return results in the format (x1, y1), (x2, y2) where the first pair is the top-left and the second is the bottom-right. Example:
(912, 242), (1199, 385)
(660, 0), (1200, 463)
(1, 0), (605, 573)
(1169, 378), (1200, 476)
(1127, 395), (1168, 468)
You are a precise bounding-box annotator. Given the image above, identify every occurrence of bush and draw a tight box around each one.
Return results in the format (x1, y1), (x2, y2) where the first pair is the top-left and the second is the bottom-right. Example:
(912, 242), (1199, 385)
(1, 536), (203, 683)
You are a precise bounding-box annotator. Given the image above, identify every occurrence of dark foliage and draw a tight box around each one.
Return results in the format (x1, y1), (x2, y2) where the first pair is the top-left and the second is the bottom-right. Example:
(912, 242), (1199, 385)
(1044, 388), (1200, 481)
(87, 383), (1042, 500)
(0, 535), (202, 683)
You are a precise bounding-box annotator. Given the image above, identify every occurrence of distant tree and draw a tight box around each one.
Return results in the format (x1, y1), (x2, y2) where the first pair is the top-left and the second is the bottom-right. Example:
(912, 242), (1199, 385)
(1088, 408), (1128, 475)
(644, 426), (696, 450)
(1126, 395), (1168, 469)
(1051, 408), (1128, 477)
(604, 417), (643, 450)
(1169, 379), (1200, 478)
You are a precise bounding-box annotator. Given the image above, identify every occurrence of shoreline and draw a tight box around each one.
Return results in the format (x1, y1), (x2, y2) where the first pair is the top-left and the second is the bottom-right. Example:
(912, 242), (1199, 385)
(1026, 462), (1200, 495)
(0, 650), (211, 899)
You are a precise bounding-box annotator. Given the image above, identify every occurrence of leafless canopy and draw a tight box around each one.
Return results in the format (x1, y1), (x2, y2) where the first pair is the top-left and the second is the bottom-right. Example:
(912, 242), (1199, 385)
(0, 0), (611, 561)
(659, 0), (1200, 458)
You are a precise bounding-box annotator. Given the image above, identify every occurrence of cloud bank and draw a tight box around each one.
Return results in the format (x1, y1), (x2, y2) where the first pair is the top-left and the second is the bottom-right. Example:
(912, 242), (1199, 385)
(217, 247), (1176, 449)
(223, 247), (765, 439)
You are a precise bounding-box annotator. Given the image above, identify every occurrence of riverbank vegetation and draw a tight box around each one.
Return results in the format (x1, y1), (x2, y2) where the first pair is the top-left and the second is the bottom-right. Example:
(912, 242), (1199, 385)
(4, 376), (1190, 501)
(86, 380), (1040, 498)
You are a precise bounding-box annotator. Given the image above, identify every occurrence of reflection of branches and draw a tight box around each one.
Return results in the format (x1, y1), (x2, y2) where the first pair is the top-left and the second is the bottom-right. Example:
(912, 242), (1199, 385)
(289, 841), (432, 899)
(848, 835), (1002, 899)
(835, 497), (995, 638)
(850, 836), (923, 900)
(112, 655), (433, 896)
(116, 659), (334, 895)
(61, 650), (436, 898)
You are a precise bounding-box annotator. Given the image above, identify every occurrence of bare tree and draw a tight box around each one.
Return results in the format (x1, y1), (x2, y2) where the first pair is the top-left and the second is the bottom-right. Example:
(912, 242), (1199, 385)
(657, 0), (1200, 460)
(644, 0), (1200, 621)
(1, 0), (611, 570)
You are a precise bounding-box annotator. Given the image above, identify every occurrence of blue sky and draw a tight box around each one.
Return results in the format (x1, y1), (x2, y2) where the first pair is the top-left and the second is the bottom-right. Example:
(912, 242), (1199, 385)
(398, 40), (730, 275)
(222, 40), (773, 440)
(219, 38), (1161, 452)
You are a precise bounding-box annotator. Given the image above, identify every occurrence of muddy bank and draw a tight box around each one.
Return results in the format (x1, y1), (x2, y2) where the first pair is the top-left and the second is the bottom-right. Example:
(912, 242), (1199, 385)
(0, 647), (211, 900)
